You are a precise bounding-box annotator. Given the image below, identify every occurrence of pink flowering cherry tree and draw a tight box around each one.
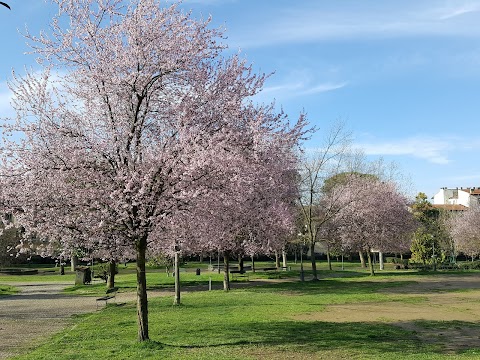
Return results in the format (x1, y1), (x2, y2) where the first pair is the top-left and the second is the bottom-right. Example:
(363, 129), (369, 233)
(449, 207), (480, 260)
(0, 0), (306, 341)
(333, 176), (415, 275)
(153, 118), (302, 292)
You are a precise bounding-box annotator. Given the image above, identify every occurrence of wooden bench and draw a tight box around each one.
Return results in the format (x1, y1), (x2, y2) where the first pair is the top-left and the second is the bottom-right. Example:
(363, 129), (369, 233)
(93, 272), (108, 283)
(230, 269), (249, 281)
(209, 264), (224, 271)
(261, 267), (277, 271)
(96, 287), (117, 309)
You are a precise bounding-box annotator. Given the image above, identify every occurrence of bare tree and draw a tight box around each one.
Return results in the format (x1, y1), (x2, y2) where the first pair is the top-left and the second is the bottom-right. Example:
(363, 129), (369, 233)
(297, 121), (352, 280)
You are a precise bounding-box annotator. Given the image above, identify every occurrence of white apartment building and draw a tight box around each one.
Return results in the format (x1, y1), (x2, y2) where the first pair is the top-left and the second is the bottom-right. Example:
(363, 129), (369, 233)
(432, 187), (480, 211)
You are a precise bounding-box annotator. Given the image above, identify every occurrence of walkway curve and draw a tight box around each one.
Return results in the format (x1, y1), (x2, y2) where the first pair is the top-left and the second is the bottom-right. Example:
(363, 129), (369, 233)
(0, 282), (99, 359)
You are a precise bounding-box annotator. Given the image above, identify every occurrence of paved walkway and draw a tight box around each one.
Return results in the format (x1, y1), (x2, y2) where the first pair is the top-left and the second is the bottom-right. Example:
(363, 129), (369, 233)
(0, 282), (99, 359)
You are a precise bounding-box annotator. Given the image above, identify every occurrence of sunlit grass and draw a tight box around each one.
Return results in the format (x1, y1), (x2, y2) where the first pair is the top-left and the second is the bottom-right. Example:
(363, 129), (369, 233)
(13, 269), (480, 359)
(0, 284), (18, 295)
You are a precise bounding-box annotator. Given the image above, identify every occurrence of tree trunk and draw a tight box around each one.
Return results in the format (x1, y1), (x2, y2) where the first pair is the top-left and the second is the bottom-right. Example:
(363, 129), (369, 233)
(275, 250), (280, 269)
(367, 250), (375, 276)
(379, 252), (384, 271)
(251, 255), (255, 273)
(238, 254), (244, 272)
(359, 251), (367, 268)
(136, 238), (149, 341)
(223, 251), (230, 291)
(326, 250), (332, 271)
(107, 260), (116, 289)
(174, 251), (181, 305)
(310, 242), (318, 280)
(282, 248), (287, 270)
(71, 255), (78, 272)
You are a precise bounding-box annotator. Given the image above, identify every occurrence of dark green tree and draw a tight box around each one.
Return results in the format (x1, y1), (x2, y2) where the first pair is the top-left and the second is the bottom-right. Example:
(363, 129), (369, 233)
(410, 192), (450, 269)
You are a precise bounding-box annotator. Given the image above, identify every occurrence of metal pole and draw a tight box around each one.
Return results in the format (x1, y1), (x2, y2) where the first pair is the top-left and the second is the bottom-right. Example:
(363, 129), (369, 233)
(174, 251), (180, 305)
(300, 243), (304, 282)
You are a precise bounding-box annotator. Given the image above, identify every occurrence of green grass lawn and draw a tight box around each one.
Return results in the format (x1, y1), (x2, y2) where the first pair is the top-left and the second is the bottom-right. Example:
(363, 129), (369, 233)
(61, 261), (399, 297)
(0, 284), (17, 295)
(10, 267), (480, 360)
(0, 265), (76, 283)
(6, 261), (480, 359)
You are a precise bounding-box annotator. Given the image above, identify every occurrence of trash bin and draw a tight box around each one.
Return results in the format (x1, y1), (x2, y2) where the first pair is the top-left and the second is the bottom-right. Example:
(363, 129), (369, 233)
(75, 266), (92, 285)
(196, 268), (201, 275)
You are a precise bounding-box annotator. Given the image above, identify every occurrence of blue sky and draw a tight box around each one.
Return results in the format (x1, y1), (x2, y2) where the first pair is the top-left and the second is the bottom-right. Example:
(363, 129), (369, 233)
(2, 0), (480, 198)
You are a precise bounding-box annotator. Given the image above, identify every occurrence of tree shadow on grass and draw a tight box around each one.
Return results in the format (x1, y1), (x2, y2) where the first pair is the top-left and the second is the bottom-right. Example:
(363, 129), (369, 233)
(239, 278), (416, 296)
(395, 320), (480, 354)
(133, 339), (166, 351)
(159, 320), (442, 356)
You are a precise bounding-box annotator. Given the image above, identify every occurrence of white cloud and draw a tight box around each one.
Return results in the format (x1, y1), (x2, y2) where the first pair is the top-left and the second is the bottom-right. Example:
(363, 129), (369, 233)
(262, 82), (304, 94)
(435, 2), (480, 20)
(182, 0), (236, 4)
(301, 82), (348, 95)
(356, 136), (456, 164)
(261, 80), (347, 101)
(231, 1), (480, 48)
(0, 82), (14, 117)
(448, 173), (480, 182)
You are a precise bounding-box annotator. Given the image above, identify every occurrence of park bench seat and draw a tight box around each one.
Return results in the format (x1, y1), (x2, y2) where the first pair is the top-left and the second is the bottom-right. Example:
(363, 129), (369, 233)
(229, 269), (249, 281)
(96, 287), (118, 309)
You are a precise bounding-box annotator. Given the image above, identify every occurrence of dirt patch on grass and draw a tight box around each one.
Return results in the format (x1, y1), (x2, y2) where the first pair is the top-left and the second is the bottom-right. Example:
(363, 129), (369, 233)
(294, 274), (480, 353)
(303, 293), (480, 323)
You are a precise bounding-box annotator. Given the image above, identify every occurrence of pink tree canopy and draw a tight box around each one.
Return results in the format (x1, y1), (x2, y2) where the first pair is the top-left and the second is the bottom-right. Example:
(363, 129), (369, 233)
(0, 0), (306, 341)
(151, 119), (301, 290)
(449, 207), (480, 258)
(333, 176), (415, 274)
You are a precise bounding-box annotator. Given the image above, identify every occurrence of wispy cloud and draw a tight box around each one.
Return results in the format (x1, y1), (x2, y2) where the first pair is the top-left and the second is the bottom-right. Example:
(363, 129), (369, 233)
(436, 2), (480, 20)
(182, 0), (236, 4)
(447, 173), (480, 182)
(230, 1), (480, 48)
(262, 80), (347, 100)
(301, 82), (348, 95)
(356, 136), (457, 164)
